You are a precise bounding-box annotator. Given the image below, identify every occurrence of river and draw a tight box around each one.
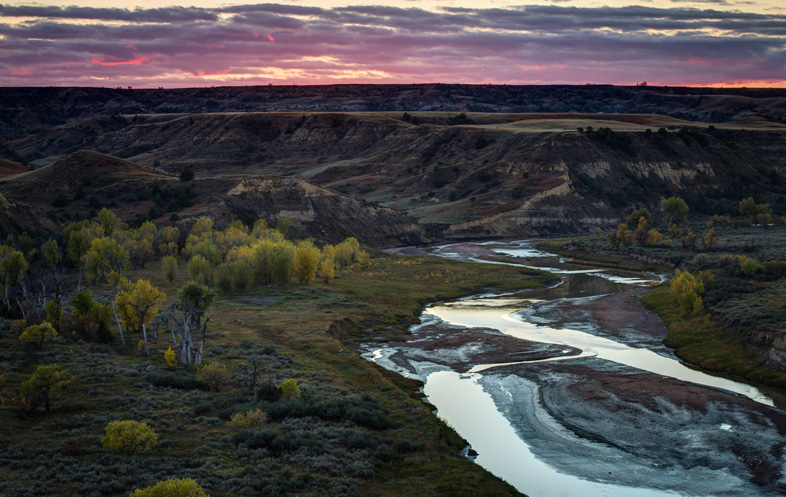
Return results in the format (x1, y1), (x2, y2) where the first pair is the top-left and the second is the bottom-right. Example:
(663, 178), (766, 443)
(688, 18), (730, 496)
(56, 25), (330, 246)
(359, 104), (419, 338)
(364, 240), (786, 497)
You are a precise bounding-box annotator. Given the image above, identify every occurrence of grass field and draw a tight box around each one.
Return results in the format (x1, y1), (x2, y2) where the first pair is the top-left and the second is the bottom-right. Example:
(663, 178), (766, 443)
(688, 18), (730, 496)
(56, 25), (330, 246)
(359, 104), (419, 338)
(0, 252), (555, 497)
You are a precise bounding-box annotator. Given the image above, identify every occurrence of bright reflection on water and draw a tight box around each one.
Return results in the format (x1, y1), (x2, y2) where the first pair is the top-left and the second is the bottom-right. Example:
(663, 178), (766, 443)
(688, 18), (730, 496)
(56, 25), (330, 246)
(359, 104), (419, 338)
(424, 371), (681, 497)
(369, 240), (780, 496)
(427, 299), (773, 405)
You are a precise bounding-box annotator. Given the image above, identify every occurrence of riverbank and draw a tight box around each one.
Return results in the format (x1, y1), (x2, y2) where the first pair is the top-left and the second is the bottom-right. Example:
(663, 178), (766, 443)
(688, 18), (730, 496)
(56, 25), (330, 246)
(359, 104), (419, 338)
(366, 241), (786, 496)
(536, 229), (786, 390)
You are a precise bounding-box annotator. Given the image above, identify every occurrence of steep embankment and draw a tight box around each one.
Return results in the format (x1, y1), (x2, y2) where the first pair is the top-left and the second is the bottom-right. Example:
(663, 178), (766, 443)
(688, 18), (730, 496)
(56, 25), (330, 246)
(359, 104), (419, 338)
(10, 112), (785, 238)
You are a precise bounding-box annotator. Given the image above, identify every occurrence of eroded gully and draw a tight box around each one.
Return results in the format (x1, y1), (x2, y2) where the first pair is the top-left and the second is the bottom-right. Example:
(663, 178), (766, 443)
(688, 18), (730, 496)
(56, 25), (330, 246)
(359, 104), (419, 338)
(363, 240), (786, 497)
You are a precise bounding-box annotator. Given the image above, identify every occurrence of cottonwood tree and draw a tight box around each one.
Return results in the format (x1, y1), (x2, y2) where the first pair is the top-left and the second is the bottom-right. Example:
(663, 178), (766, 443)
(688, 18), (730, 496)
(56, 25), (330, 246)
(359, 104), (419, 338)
(83, 237), (129, 287)
(162, 281), (214, 366)
(117, 279), (166, 356)
(0, 245), (28, 315)
(294, 243), (320, 284)
(662, 197), (689, 228)
(64, 220), (103, 289)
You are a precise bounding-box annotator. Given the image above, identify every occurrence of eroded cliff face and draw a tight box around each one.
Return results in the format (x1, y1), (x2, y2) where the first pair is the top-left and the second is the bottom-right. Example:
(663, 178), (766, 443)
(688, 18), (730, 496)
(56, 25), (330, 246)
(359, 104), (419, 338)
(7, 113), (785, 240)
(214, 176), (427, 247)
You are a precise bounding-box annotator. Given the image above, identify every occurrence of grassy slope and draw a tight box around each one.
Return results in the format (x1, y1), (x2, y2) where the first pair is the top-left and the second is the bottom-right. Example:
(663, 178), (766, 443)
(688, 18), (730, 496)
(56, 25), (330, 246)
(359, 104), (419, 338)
(641, 287), (786, 387)
(0, 253), (556, 497)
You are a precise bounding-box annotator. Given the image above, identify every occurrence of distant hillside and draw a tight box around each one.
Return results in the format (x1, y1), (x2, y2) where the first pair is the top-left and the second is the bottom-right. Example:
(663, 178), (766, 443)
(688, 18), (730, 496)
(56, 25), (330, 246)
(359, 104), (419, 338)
(0, 150), (425, 246)
(6, 112), (785, 240)
(2, 84), (786, 145)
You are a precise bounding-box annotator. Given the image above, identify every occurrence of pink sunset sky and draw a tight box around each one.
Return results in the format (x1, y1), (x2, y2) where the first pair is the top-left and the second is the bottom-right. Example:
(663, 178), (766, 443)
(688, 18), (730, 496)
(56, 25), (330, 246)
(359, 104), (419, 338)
(1, 0), (785, 88)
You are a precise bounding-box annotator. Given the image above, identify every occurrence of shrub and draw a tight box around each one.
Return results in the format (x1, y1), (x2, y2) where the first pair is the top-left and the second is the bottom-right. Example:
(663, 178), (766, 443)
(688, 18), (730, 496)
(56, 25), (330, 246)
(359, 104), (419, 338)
(101, 420), (158, 454)
(130, 478), (208, 497)
(230, 408), (268, 428)
(196, 363), (231, 392)
(646, 230), (662, 246)
(256, 380), (282, 401)
(263, 394), (390, 429)
(146, 370), (200, 389)
(764, 260), (786, 279)
(739, 256), (762, 276)
(278, 378), (301, 398)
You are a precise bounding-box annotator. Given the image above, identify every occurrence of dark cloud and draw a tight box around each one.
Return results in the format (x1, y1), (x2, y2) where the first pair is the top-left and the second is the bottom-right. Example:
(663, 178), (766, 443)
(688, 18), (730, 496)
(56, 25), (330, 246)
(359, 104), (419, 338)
(0, 5), (218, 22)
(1, 3), (784, 86)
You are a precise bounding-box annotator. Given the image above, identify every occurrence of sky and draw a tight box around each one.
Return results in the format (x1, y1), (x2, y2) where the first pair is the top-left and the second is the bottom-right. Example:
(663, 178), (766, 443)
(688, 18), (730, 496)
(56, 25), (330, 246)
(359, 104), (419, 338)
(1, 0), (785, 88)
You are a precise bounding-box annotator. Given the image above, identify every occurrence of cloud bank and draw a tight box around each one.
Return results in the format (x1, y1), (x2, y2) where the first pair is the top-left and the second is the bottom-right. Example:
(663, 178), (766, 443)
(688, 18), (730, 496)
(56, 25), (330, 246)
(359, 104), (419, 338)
(1, 3), (784, 87)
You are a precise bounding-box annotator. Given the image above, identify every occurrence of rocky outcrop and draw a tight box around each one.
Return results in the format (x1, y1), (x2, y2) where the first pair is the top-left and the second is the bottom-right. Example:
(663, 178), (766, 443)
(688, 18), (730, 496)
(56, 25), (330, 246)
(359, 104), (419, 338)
(214, 176), (427, 247)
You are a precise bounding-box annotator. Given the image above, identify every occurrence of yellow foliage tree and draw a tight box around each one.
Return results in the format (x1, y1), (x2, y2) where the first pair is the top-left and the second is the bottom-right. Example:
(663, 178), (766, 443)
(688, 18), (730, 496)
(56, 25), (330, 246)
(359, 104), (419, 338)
(278, 378), (301, 398)
(117, 279), (166, 356)
(164, 347), (177, 368)
(646, 230), (663, 246)
(669, 269), (705, 316)
(294, 245), (321, 284)
(318, 259), (335, 283)
(101, 420), (158, 454)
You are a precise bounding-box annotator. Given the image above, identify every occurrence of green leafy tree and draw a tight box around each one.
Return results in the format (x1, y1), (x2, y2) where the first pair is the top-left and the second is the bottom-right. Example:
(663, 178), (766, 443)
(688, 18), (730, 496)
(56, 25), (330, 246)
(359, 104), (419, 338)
(625, 208), (652, 230)
(83, 237), (129, 286)
(187, 255), (212, 286)
(101, 420), (158, 454)
(662, 197), (689, 228)
(0, 245), (28, 307)
(18, 322), (57, 350)
(22, 364), (75, 413)
(72, 289), (113, 342)
(158, 226), (180, 256)
(162, 255), (178, 283)
(129, 478), (208, 497)
(97, 208), (122, 236)
(42, 239), (61, 267)
(190, 217), (214, 238)
(739, 197), (772, 226)
(175, 281), (215, 366)
(275, 217), (291, 238)
(271, 250), (293, 285)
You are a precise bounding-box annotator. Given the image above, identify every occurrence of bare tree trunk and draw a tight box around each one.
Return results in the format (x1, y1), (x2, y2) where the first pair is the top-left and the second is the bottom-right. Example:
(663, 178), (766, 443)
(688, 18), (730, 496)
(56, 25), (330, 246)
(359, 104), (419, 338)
(111, 297), (125, 346)
(141, 322), (149, 357)
(15, 295), (26, 321)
